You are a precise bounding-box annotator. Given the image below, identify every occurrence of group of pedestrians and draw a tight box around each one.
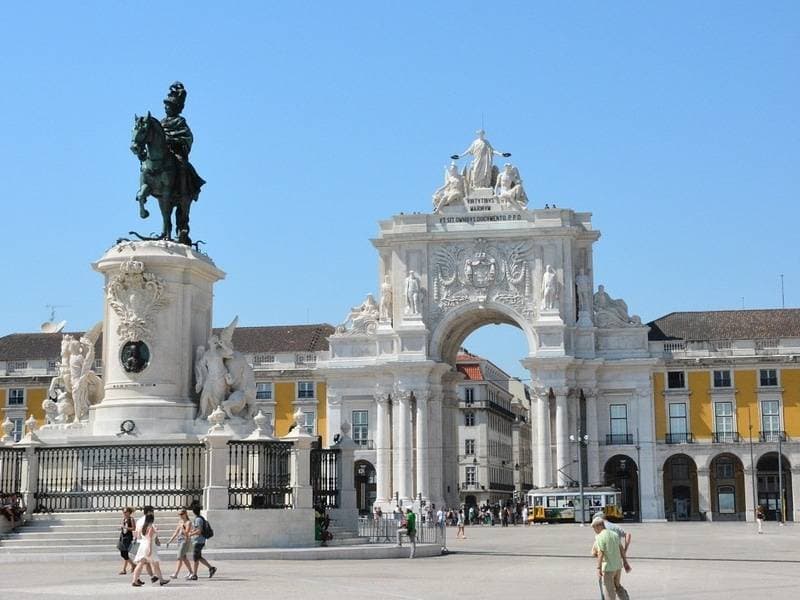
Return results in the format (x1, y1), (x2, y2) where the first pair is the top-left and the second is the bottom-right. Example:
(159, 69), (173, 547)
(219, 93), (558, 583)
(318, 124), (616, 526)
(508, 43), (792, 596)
(117, 503), (217, 587)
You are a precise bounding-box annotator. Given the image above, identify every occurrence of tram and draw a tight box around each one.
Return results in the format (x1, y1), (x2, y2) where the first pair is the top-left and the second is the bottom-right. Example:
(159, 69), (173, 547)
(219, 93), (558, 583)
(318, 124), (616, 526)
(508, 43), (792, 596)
(526, 487), (623, 523)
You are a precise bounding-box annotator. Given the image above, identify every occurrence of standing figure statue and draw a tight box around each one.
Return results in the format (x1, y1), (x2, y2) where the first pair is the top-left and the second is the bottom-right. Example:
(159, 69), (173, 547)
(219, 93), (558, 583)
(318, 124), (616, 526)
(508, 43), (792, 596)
(194, 338), (228, 419)
(65, 323), (105, 423)
(575, 268), (592, 313)
(379, 275), (393, 322)
(451, 130), (510, 189)
(541, 265), (560, 311)
(405, 270), (422, 316)
(131, 82), (205, 245)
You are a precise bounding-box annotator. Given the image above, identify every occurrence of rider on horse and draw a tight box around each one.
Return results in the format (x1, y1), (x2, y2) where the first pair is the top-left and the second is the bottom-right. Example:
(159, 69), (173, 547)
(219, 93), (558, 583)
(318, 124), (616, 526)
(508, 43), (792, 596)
(161, 82), (205, 244)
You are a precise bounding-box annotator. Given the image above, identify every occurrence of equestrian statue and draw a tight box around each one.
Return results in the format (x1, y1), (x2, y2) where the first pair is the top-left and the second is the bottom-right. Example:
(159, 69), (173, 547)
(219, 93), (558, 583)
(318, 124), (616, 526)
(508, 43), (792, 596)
(131, 82), (205, 245)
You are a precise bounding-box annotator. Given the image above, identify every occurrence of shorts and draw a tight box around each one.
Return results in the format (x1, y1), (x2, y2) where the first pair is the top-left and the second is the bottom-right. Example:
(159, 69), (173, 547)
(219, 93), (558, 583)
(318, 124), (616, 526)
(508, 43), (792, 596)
(193, 541), (205, 561)
(177, 539), (191, 559)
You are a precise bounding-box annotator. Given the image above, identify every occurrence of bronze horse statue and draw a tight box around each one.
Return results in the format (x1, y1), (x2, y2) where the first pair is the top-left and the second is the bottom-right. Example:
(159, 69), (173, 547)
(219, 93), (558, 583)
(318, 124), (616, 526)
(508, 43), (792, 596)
(130, 113), (202, 245)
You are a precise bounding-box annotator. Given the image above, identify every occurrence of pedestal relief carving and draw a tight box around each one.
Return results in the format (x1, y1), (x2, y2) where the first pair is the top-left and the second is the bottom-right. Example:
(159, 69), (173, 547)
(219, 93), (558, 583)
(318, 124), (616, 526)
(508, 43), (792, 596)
(107, 257), (169, 343)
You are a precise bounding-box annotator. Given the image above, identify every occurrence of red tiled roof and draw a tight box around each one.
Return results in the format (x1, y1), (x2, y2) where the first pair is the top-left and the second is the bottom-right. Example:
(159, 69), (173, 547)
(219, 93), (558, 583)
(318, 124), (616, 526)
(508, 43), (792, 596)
(457, 364), (483, 381)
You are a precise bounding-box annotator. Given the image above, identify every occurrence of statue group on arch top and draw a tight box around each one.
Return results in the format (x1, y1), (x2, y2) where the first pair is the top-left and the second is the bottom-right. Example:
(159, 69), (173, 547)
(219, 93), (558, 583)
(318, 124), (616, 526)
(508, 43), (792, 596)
(433, 129), (528, 212)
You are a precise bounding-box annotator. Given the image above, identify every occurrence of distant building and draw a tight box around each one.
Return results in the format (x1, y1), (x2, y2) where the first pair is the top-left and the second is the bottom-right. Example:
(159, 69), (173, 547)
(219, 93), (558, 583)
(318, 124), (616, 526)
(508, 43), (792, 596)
(647, 309), (800, 522)
(456, 349), (530, 506)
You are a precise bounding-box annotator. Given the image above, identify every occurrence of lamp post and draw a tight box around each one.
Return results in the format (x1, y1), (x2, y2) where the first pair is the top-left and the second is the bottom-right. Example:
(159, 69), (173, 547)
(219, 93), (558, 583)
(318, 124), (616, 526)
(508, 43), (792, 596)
(569, 430), (589, 525)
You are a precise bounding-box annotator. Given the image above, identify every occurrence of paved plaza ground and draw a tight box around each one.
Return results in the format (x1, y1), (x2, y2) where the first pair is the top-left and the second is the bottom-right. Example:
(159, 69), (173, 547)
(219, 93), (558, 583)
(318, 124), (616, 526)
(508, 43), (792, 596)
(2, 521), (799, 599)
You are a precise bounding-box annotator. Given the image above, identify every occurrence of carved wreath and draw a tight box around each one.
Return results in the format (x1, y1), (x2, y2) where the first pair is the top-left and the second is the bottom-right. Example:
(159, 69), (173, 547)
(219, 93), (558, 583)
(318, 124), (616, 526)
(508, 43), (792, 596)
(107, 258), (169, 342)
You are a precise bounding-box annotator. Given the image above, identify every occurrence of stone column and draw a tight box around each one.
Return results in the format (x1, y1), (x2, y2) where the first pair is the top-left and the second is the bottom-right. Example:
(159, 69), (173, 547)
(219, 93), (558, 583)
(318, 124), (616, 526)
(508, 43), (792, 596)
(427, 384), (445, 508)
(415, 390), (430, 502)
(585, 389), (601, 485)
(555, 388), (570, 486)
(202, 410), (234, 511)
(396, 388), (413, 503)
(330, 422), (358, 532)
(374, 390), (392, 505)
(535, 389), (552, 487)
(743, 467), (756, 522)
(790, 468), (800, 523)
(282, 410), (315, 510)
(697, 467), (711, 521)
(326, 391), (343, 446)
(17, 434), (42, 519)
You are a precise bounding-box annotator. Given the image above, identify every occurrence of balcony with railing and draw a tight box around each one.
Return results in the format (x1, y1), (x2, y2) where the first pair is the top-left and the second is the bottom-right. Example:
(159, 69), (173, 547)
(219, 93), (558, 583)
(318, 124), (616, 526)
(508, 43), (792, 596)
(712, 432), (741, 443)
(605, 434), (634, 445)
(665, 432), (694, 444)
(759, 431), (788, 442)
(353, 439), (375, 450)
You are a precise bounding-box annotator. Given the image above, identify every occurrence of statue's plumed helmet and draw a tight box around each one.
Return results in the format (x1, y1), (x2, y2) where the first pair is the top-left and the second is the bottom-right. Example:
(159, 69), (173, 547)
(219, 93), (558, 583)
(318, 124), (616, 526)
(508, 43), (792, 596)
(163, 81), (187, 112)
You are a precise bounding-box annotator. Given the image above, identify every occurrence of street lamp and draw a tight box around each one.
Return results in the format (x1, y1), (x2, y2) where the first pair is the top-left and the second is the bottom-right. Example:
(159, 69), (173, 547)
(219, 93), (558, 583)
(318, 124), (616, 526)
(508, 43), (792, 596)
(569, 431), (589, 526)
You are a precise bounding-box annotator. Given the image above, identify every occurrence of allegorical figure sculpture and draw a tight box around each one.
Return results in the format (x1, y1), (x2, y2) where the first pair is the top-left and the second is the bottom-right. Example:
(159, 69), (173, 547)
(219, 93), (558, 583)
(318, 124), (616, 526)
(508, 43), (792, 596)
(541, 265), (560, 311)
(432, 163), (466, 211)
(379, 275), (393, 323)
(494, 163), (528, 210)
(405, 270), (422, 316)
(336, 294), (380, 335)
(451, 129), (510, 189)
(593, 285), (641, 327)
(43, 324), (104, 424)
(131, 82), (205, 245)
(194, 317), (256, 420)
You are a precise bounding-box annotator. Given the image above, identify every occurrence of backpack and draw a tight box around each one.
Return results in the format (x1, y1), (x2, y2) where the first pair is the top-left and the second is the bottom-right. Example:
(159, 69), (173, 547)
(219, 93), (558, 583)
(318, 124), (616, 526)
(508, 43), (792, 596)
(200, 516), (214, 539)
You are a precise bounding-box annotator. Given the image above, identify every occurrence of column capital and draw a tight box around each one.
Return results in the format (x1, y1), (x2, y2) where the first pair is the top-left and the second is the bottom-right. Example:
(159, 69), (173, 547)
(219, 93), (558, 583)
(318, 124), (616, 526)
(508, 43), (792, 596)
(583, 387), (600, 400)
(413, 389), (431, 404)
(373, 391), (391, 405)
(554, 386), (570, 398)
(327, 391), (342, 406)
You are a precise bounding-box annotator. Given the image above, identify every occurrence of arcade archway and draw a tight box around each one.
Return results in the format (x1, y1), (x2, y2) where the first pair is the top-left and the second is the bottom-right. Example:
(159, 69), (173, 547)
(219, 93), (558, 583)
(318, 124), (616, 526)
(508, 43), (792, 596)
(604, 455), (639, 520)
(709, 453), (745, 521)
(354, 460), (376, 515)
(663, 454), (698, 520)
(756, 452), (792, 521)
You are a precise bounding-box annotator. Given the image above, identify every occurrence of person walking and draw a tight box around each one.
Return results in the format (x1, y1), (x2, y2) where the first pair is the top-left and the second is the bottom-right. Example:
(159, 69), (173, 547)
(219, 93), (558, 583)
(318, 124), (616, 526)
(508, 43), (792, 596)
(131, 514), (169, 587)
(166, 508), (193, 579)
(592, 517), (630, 600)
(188, 503), (217, 580)
(756, 505), (765, 534)
(456, 509), (466, 539)
(405, 508), (417, 559)
(117, 507), (136, 575)
(134, 506), (158, 584)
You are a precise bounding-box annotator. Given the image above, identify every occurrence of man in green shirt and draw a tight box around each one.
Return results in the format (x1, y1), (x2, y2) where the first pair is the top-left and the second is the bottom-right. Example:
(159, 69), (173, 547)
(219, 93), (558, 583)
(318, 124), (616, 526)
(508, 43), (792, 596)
(592, 517), (630, 600)
(405, 509), (417, 559)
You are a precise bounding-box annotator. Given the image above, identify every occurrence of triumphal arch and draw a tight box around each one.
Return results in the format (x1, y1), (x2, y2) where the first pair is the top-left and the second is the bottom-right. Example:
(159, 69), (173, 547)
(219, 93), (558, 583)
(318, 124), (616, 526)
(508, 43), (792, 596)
(322, 131), (661, 519)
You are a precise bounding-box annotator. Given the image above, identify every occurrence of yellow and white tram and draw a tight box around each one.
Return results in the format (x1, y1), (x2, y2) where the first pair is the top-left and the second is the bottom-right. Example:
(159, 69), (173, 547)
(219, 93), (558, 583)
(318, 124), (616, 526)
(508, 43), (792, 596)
(526, 487), (623, 523)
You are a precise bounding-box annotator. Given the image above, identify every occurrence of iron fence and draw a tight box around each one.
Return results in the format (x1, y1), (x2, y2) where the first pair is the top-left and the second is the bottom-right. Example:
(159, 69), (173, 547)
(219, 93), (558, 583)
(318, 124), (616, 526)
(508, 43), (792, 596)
(310, 448), (340, 509)
(34, 444), (204, 512)
(228, 440), (292, 509)
(0, 447), (24, 504)
(357, 515), (444, 545)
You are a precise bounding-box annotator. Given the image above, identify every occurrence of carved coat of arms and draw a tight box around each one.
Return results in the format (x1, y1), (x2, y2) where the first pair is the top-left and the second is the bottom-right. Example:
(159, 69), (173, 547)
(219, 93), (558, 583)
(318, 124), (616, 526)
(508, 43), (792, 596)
(107, 258), (169, 342)
(433, 238), (531, 313)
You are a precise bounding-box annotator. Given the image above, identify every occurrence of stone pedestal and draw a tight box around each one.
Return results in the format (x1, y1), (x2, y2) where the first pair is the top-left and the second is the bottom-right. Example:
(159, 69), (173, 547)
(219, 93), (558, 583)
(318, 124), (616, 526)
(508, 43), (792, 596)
(90, 241), (225, 436)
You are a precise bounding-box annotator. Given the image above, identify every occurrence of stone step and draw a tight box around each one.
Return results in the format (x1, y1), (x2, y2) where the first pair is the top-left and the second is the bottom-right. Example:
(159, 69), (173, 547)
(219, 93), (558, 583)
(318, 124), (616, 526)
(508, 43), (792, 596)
(0, 543), (112, 554)
(1, 536), (118, 547)
(327, 537), (369, 546)
(2, 530), (118, 539)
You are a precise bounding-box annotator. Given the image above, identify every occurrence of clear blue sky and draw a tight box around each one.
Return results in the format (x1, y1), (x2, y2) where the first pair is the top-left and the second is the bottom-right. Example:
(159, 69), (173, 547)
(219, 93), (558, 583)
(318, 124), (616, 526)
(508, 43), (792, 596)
(1, 2), (797, 380)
